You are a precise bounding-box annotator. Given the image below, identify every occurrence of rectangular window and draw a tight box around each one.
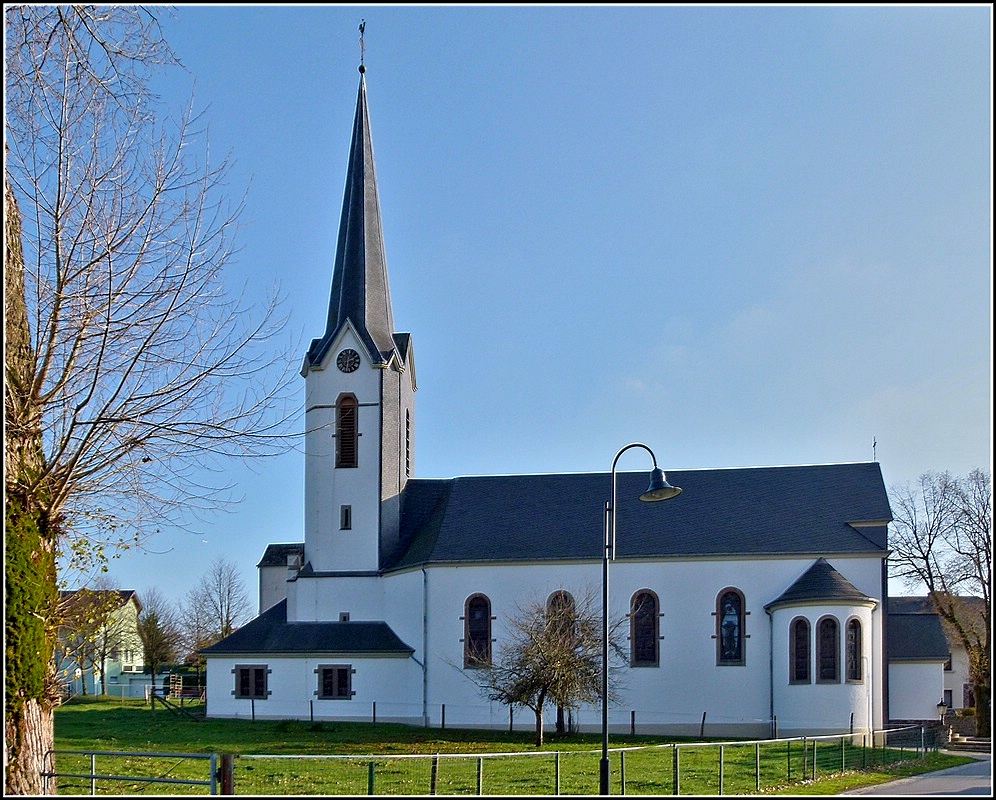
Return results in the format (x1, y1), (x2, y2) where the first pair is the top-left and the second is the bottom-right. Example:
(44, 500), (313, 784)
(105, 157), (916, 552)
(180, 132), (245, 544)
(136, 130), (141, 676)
(234, 665), (269, 699)
(340, 505), (352, 530)
(317, 665), (354, 699)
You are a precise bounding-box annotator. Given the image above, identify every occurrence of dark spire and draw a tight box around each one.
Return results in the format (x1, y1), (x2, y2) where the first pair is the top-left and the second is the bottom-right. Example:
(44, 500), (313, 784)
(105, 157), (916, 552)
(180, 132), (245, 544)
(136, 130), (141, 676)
(305, 69), (396, 371)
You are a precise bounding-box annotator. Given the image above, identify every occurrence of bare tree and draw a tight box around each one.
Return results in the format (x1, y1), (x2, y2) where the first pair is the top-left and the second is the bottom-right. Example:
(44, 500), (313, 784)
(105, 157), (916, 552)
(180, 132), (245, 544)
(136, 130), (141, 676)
(137, 587), (183, 699)
(889, 469), (992, 736)
(469, 587), (622, 746)
(5, 6), (296, 792)
(183, 557), (252, 654)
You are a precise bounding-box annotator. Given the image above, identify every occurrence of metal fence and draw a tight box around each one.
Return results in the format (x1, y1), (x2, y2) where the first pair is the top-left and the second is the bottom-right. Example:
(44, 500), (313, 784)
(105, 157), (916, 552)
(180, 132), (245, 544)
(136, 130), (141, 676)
(43, 750), (222, 795)
(229, 725), (934, 795)
(45, 725), (937, 795)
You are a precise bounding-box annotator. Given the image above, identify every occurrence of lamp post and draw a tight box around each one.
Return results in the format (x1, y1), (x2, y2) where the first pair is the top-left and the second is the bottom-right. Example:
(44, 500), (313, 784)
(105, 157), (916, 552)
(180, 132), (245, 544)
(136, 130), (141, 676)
(937, 698), (947, 724)
(600, 443), (682, 795)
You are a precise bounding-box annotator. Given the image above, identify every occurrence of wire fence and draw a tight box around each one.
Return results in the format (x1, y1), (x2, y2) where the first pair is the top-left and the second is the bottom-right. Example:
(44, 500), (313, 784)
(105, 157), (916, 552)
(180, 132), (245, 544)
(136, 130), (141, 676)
(47, 725), (938, 795)
(233, 725), (935, 795)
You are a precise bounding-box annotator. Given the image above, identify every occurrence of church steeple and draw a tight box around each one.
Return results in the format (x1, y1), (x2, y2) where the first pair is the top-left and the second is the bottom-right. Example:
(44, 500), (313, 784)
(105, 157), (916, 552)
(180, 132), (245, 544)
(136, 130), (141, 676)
(303, 68), (396, 373)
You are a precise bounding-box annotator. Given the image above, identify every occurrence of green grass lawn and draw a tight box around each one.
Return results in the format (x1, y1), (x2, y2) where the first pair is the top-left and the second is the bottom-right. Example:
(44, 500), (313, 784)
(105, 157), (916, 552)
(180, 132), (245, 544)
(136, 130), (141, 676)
(52, 696), (973, 795)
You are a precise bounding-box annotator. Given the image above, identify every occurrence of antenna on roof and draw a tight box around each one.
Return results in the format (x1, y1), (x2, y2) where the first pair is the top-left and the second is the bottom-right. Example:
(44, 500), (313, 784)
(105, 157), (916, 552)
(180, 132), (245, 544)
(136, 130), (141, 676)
(359, 19), (366, 73)
(872, 436), (877, 461)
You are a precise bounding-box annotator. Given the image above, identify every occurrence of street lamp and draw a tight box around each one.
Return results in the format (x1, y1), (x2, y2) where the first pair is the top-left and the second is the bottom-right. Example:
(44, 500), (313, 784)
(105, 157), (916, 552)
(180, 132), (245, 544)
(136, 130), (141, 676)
(937, 698), (947, 723)
(600, 443), (682, 795)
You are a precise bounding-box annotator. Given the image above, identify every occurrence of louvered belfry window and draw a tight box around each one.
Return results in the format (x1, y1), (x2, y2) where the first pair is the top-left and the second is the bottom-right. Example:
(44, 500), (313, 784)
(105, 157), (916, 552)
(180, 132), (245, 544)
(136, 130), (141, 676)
(336, 395), (358, 468)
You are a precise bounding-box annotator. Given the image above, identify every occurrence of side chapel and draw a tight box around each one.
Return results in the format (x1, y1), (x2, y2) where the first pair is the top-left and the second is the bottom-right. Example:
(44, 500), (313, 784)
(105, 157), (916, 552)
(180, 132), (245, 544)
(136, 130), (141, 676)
(202, 65), (899, 737)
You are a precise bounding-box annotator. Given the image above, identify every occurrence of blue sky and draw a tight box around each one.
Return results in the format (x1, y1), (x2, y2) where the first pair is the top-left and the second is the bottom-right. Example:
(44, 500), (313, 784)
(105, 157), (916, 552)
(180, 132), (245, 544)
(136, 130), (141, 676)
(89, 4), (991, 608)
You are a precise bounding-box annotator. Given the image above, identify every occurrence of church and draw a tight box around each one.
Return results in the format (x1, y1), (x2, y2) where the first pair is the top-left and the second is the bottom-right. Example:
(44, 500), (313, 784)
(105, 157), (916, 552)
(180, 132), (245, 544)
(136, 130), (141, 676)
(202, 66), (918, 738)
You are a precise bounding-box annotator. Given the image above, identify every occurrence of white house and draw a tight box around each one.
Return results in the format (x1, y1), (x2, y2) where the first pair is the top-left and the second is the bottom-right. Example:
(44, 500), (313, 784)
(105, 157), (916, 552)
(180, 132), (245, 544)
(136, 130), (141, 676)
(203, 67), (914, 738)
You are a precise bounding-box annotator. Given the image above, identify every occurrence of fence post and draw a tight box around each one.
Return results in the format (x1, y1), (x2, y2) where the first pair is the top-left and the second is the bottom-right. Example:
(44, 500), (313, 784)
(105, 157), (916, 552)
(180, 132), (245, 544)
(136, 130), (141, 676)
(699, 711), (707, 738)
(786, 738), (791, 782)
(631, 710), (636, 735)
(373, 701), (377, 725)
(719, 745), (724, 795)
(477, 756), (484, 795)
(91, 753), (97, 795)
(429, 754), (439, 795)
(509, 706), (514, 733)
(841, 736), (845, 773)
(368, 761), (375, 795)
(310, 700), (314, 722)
(555, 752), (561, 796)
(672, 744), (679, 795)
(220, 753), (235, 795)
(620, 750), (626, 796)
(755, 742), (760, 793)
(441, 704), (446, 730)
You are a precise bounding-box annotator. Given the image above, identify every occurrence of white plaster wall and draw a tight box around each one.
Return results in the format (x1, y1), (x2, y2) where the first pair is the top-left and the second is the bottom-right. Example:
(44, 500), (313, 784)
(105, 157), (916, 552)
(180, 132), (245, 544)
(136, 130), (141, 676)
(259, 565), (298, 614)
(303, 327), (382, 573)
(889, 661), (946, 721)
(944, 645), (971, 709)
(205, 654), (422, 721)
(287, 570), (425, 656)
(418, 555), (885, 736)
(769, 602), (880, 735)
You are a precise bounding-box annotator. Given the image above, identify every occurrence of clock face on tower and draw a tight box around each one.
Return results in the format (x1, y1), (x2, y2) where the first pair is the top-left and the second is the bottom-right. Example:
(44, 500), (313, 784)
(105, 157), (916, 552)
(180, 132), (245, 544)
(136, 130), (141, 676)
(336, 348), (361, 373)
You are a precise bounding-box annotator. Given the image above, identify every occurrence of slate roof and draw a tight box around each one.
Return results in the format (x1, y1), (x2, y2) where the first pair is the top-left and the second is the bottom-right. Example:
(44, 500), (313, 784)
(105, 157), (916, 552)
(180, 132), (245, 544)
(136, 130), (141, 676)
(59, 589), (142, 613)
(764, 557), (875, 610)
(887, 612), (950, 661)
(200, 600), (414, 657)
(387, 462), (892, 571)
(304, 72), (403, 372)
(257, 543), (306, 568)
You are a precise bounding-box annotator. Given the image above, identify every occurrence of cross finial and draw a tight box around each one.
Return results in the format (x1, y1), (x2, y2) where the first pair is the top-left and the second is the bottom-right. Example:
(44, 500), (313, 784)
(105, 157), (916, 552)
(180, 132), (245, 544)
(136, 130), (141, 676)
(359, 19), (366, 72)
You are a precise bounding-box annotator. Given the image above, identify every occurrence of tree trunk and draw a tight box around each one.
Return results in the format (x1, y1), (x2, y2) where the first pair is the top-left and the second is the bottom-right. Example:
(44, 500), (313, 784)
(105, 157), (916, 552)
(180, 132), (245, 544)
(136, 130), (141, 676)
(534, 706), (545, 747)
(4, 698), (56, 795)
(975, 687), (990, 737)
(5, 167), (59, 796)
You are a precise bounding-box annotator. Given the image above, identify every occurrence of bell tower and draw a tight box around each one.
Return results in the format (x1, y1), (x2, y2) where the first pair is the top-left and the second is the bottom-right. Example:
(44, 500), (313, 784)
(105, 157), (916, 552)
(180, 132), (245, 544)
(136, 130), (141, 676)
(300, 66), (415, 574)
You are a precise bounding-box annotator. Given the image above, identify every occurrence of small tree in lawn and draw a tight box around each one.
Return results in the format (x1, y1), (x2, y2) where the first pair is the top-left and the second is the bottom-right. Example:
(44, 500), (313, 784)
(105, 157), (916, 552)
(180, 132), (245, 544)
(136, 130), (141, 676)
(471, 587), (623, 746)
(137, 588), (182, 701)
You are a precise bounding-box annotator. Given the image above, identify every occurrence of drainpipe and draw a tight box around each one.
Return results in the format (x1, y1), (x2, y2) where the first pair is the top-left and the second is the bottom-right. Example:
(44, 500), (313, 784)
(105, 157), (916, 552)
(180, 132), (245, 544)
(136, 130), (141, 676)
(766, 608), (775, 731)
(421, 566), (429, 726)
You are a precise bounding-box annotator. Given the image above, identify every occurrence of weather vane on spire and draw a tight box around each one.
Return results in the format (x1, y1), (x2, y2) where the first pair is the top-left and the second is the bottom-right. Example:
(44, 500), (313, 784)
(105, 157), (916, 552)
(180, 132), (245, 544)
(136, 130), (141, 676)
(359, 19), (366, 72)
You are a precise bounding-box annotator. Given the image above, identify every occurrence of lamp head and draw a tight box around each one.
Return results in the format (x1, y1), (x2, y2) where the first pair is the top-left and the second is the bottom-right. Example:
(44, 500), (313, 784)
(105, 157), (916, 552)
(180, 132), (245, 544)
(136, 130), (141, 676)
(641, 467), (682, 502)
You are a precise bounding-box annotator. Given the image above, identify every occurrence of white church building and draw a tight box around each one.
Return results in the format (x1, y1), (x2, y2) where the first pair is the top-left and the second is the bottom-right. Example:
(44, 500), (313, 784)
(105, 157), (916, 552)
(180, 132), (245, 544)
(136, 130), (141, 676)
(202, 67), (933, 738)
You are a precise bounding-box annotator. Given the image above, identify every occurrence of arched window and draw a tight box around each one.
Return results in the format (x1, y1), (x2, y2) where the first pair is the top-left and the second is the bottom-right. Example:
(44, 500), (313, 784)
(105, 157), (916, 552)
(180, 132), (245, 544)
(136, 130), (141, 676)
(630, 590), (660, 667)
(464, 594), (492, 668)
(846, 618), (862, 682)
(546, 590), (578, 650)
(789, 617), (810, 684)
(336, 394), (358, 468)
(716, 588), (745, 665)
(817, 616), (839, 683)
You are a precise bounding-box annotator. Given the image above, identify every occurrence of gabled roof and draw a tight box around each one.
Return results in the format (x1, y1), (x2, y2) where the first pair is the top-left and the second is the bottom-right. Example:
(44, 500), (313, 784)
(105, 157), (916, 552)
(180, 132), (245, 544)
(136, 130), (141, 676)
(200, 599), (414, 657)
(386, 462), (892, 571)
(257, 542), (306, 568)
(59, 589), (142, 614)
(304, 71), (401, 373)
(887, 612), (950, 661)
(764, 557), (876, 611)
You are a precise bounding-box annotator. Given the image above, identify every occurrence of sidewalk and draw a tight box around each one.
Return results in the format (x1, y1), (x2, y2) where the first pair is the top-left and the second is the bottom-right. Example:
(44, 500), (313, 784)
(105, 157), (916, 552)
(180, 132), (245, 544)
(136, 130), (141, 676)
(842, 750), (991, 795)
